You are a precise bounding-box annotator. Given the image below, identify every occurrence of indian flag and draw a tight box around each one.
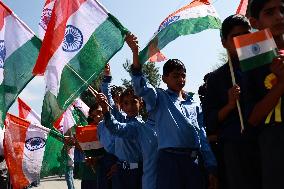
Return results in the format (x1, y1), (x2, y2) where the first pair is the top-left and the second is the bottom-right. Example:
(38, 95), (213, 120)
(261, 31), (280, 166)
(18, 97), (41, 125)
(38, 0), (55, 40)
(139, 0), (221, 64)
(76, 125), (103, 150)
(0, 2), (41, 126)
(4, 113), (65, 189)
(32, 0), (128, 128)
(234, 29), (278, 72)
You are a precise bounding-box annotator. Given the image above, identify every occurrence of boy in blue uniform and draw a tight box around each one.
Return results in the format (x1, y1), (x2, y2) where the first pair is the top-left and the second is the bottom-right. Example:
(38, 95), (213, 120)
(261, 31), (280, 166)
(96, 87), (158, 189)
(101, 66), (143, 189)
(126, 33), (217, 189)
(242, 0), (284, 188)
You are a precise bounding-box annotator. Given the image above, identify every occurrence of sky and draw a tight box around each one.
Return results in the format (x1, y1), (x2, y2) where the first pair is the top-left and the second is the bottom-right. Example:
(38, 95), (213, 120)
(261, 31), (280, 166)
(2, 0), (240, 115)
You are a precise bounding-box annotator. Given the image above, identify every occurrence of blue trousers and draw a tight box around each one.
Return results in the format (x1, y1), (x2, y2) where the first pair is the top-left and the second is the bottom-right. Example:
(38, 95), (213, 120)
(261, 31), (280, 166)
(65, 168), (75, 189)
(157, 149), (204, 189)
(112, 162), (142, 189)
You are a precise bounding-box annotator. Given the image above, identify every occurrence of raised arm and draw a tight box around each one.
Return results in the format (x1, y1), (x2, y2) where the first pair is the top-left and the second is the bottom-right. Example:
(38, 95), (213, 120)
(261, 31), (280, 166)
(125, 33), (158, 112)
(100, 64), (125, 120)
(96, 92), (138, 139)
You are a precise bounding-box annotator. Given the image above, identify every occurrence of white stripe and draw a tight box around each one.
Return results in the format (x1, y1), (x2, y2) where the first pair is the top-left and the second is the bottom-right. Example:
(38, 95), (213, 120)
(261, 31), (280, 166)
(3, 15), (34, 58)
(79, 141), (103, 150)
(0, 15), (34, 84)
(156, 4), (219, 34)
(237, 38), (277, 61)
(45, 0), (108, 96)
(22, 123), (50, 184)
(62, 106), (76, 134)
(38, 0), (55, 40)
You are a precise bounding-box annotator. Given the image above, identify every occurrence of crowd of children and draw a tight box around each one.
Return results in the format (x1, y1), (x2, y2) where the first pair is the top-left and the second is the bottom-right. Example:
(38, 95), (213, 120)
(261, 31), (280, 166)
(1, 0), (284, 189)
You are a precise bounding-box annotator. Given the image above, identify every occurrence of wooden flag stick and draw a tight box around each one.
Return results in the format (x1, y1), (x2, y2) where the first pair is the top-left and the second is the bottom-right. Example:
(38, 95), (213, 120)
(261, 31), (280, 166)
(227, 50), (245, 132)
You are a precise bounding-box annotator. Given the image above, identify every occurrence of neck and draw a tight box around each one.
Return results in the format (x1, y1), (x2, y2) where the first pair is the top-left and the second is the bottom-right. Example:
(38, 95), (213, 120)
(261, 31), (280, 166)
(274, 34), (284, 49)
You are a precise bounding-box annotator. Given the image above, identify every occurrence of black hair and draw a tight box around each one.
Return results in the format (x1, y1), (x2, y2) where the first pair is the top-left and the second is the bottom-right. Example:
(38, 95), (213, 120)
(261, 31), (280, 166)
(88, 102), (101, 115)
(110, 85), (124, 98)
(163, 59), (186, 76)
(119, 87), (140, 102)
(221, 14), (250, 40)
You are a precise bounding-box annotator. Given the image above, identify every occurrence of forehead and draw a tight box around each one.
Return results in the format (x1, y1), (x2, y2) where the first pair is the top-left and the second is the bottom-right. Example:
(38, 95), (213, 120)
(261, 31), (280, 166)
(169, 69), (186, 75)
(121, 94), (139, 102)
(227, 25), (250, 38)
(261, 0), (284, 11)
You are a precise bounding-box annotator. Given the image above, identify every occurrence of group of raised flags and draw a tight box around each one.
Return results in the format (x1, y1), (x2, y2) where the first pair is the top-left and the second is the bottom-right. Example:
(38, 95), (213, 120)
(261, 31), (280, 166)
(1, 0), (273, 188)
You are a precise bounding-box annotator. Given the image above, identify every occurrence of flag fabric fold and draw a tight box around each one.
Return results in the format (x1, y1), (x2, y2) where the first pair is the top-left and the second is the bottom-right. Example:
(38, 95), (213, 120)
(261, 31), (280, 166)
(4, 113), (65, 189)
(0, 2), (41, 127)
(38, 0), (55, 40)
(33, 0), (128, 128)
(18, 97), (41, 125)
(139, 0), (221, 64)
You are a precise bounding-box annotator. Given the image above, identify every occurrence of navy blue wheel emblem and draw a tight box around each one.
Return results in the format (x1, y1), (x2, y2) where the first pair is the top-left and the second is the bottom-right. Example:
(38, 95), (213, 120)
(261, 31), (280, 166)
(25, 137), (46, 151)
(0, 40), (6, 68)
(251, 44), (261, 55)
(39, 8), (52, 31)
(62, 25), (83, 52)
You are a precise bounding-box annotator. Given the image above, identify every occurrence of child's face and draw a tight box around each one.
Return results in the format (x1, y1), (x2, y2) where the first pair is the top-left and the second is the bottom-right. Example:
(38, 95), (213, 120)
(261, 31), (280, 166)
(222, 25), (251, 58)
(89, 107), (103, 125)
(120, 95), (141, 117)
(163, 69), (186, 93)
(251, 0), (284, 37)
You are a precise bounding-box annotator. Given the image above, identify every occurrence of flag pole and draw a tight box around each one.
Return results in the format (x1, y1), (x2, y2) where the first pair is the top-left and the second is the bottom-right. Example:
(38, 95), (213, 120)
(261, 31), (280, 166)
(65, 64), (112, 109)
(227, 50), (245, 132)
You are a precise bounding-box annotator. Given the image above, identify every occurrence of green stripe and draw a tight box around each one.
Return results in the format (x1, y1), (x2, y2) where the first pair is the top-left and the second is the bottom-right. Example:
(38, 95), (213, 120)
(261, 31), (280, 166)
(40, 130), (65, 178)
(41, 16), (126, 128)
(240, 50), (276, 72)
(0, 36), (41, 126)
(139, 15), (221, 64)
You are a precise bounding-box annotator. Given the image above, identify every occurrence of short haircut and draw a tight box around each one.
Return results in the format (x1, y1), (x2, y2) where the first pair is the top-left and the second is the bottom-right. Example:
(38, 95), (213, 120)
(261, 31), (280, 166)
(89, 102), (101, 115)
(221, 14), (250, 40)
(120, 87), (140, 102)
(110, 85), (124, 98)
(163, 59), (186, 76)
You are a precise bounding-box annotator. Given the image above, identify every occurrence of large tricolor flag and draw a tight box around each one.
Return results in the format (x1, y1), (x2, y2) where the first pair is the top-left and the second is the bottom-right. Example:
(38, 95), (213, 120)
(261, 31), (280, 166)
(0, 2), (41, 127)
(4, 113), (65, 189)
(38, 0), (55, 40)
(32, 0), (128, 128)
(139, 0), (221, 64)
(234, 29), (278, 72)
(18, 97), (41, 125)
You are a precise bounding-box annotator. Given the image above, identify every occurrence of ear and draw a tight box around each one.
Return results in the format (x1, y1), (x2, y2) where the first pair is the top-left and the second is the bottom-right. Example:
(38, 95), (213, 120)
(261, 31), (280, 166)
(221, 38), (227, 49)
(249, 17), (259, 30)
(162, 75), (167, 83)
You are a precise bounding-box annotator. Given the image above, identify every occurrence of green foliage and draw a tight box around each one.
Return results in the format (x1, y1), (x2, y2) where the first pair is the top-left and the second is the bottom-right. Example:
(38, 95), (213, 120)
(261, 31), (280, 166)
(122, 59), (161, 88)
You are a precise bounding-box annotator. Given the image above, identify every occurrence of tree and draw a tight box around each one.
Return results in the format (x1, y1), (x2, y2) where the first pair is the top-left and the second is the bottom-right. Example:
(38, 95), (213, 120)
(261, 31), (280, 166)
(122, 59), (161, 88)
(121, 59), (161, 120)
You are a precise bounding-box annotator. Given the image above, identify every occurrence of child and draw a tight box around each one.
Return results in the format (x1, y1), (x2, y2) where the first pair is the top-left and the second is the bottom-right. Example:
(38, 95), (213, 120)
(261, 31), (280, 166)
(126, 33), (217, 189)
(242, 0), (284, 188)
(79, 104), (105, 189)
(100, 65), (143, 189)
(204, 14), (261, 189)
(96, 87), (158, 189)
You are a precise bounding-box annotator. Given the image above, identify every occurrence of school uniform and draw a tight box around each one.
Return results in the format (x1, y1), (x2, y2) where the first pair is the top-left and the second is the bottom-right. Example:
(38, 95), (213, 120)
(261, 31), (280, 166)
(205, 63), (261, 189)
(101, 76), (143, 189)
(104, 111), (158, 189)
(242, 51), (284, 189)
(131, 68), (217, 189)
